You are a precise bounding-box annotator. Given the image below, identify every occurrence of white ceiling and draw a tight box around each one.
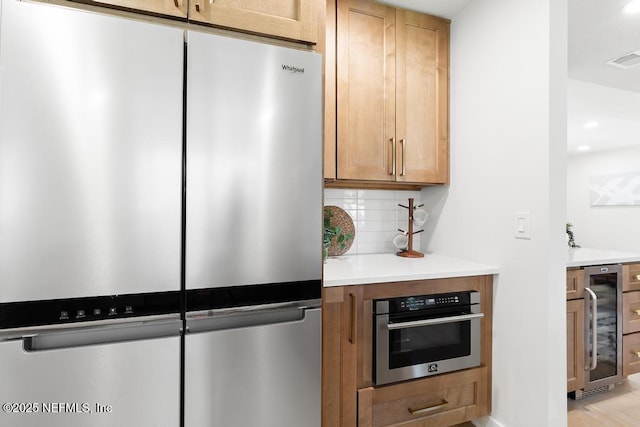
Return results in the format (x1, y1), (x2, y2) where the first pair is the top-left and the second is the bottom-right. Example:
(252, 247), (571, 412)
(378, 0), (471, 19)
(383, 0), (640, 155)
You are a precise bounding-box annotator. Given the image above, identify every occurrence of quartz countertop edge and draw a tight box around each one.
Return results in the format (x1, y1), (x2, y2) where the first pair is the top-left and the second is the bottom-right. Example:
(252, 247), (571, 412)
(323, 253), (500, 287)
(566, 247), (640, 268)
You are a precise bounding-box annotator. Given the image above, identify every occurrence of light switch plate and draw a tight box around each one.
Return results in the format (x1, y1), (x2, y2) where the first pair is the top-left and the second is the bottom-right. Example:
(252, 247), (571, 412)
(514, 212), (531, 239)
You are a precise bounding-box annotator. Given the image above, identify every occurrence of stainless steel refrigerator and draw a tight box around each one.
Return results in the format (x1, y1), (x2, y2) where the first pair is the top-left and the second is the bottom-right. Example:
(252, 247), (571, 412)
(183, 30), (322, 427)
(0, 0), (183, 425)
(0, 1), (322, 426)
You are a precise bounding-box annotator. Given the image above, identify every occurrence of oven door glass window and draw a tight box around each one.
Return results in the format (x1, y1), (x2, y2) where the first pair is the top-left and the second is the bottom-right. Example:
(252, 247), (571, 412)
(388, 319), (471, 369)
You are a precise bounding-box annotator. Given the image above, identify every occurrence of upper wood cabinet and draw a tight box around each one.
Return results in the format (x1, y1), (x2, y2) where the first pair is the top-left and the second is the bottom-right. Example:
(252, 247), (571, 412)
(79, 0), (188, 18)
(189, 0), (317, 43)
(68, 0), (316, 43)
(322, 0), (449, 188)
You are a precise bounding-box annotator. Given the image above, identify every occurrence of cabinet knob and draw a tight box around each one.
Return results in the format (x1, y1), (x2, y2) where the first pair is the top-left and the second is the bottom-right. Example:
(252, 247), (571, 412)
(636, 351), (640, 359)
(635, 309), (640, 316)
(635, 274), (640, 281)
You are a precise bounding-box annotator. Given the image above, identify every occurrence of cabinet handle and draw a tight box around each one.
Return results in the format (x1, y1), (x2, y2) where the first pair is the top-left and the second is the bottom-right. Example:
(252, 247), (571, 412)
(408, 399), (448, 416)
(635, 309), (640, 316)
(194, 0), (200, 11)
(173, 0), (179, 7)
(389, 138), (396, 176)
(636, 351), (640, 359)
(400, 139), (406, 176)
(348, 293), (356, 344)
(635, 274), (640, 281)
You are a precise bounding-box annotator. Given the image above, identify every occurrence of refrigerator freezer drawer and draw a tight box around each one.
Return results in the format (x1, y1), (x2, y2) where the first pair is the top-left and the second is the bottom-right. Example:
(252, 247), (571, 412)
(184, 307), (321, 426)
(0, 335), (180, 427)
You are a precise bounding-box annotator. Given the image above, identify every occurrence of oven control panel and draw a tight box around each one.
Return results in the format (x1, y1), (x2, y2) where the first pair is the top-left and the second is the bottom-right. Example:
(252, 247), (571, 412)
(375, 291), (475, 314)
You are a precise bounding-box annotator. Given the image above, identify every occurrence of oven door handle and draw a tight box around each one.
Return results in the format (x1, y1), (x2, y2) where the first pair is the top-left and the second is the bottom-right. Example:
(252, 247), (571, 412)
(386, 312), (484, 330)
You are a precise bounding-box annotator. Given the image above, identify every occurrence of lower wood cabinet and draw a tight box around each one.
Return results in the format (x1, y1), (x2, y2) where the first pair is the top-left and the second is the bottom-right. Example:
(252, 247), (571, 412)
(623, 333), (640, 377)
(567, 263), (640, 390)
(322, 275), (493, 427)
(358, 367), (488, 427)
(623, 291), (640, 335)
(623, 263), (640, 292)
(622, 265), (640, 378)
(566, 298), (584, 392)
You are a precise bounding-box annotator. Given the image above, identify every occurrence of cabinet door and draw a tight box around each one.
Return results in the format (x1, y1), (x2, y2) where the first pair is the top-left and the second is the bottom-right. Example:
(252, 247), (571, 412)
(566, 268), (585, 300)
(623, 333), (640, 377)
(87, 0), (188, 18)
(567, 299), (585, 392)
(189, 0), (316, 43)
(336, 0), (396, 181)
(395, 10), (449, 184)
(322, 286), (359, 427)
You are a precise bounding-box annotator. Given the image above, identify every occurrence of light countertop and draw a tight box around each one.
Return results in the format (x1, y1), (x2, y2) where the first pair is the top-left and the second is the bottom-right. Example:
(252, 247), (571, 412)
(567, 247), (640, 268)
(323, 253), (500, 287)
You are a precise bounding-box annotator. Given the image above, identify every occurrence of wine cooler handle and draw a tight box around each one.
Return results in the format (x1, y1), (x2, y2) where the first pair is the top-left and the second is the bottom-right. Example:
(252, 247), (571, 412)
(585, 287), (598, 371)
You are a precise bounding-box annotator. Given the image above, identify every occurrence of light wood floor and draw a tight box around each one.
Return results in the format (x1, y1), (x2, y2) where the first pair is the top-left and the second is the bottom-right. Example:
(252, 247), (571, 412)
(568, 374), (640, 426)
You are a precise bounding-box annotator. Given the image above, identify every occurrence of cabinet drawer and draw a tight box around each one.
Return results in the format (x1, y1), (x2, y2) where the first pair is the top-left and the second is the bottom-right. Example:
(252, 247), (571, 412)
(623, 333), (640, 377)
(624, 264), (640, 292)
(623, 291), (640, 334)
(566, 269), (584, 300)
(358, 367), (488, 427)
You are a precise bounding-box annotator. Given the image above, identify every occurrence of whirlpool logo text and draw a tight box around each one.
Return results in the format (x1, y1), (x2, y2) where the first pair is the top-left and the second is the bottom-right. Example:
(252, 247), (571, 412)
(282, 64), (305, 73)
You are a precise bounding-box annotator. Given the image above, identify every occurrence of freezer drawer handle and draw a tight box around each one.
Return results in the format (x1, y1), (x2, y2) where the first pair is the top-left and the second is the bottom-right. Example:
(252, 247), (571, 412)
(23, 319), (182, 352)
(186, 305), (314, 334)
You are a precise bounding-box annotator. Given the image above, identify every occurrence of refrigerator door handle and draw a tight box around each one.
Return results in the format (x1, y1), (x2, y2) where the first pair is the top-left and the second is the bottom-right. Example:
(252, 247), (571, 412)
(186, 303), (320, 334)
(21, 316), (182, 352)
(585, 287), (598, 371)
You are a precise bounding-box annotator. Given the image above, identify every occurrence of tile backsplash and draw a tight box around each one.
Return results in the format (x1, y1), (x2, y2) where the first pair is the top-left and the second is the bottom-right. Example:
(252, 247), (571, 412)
(324, 189), (422, 255)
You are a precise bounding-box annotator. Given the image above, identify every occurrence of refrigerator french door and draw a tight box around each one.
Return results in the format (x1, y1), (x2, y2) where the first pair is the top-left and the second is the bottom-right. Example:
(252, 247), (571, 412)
(580, 264), (623, 397)
(0, 0), (184, 425)
(184, 31), (323, 426)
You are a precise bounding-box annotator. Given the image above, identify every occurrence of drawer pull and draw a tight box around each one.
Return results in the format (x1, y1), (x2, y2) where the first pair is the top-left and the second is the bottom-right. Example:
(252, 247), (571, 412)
(635, 274), (640, 281)
(635, 309), (640, 316)
(408, 399), (448, 416)
(636, 351), (640, 359)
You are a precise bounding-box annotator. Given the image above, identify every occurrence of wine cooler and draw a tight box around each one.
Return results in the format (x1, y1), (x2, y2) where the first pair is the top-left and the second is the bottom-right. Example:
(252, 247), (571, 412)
(574, 264), (623, 399)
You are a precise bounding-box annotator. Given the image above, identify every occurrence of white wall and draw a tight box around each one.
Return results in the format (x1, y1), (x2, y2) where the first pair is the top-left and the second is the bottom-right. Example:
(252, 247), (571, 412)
(567, 145), (640, 252)
(421, 0), (568, 426)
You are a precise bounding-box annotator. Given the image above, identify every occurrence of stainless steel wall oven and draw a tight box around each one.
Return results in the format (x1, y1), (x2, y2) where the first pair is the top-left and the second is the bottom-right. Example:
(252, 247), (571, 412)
(373, 291), (483, 386)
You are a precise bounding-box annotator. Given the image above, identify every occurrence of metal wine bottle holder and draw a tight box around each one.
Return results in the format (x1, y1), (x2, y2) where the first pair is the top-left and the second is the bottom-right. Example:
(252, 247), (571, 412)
(396, 198), (424, 258)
